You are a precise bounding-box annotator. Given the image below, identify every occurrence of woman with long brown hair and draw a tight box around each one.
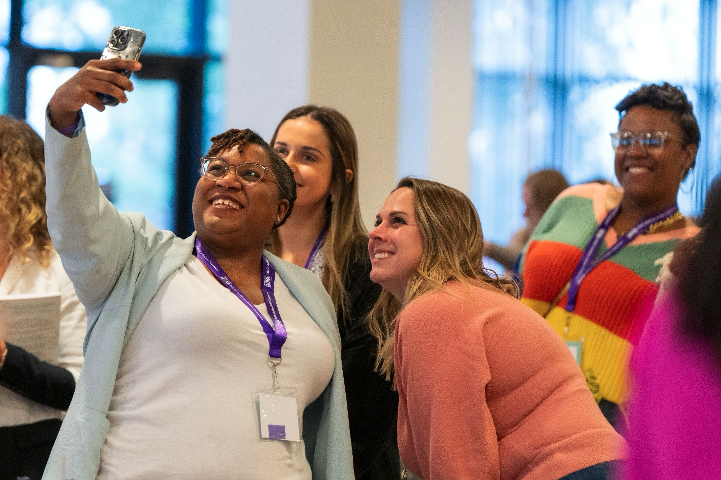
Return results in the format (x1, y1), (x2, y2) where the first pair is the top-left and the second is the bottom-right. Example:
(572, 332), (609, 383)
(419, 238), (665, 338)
(268, 106), (399, 480)
(368, 177), (623, 480)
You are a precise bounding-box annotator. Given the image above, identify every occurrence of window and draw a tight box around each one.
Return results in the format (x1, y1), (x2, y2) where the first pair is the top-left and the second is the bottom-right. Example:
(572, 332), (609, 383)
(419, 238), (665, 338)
(2, 0), (226, 236)
(472, 0), (719, 253)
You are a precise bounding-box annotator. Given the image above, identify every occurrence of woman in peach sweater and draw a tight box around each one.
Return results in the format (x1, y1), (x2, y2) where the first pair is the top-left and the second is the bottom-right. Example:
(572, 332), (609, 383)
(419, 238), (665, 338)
(367, 177), (624, 480)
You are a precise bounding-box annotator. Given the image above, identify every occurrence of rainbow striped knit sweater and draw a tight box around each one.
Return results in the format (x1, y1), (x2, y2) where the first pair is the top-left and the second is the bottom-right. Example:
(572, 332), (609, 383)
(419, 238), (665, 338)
(519, 183), (699, 407)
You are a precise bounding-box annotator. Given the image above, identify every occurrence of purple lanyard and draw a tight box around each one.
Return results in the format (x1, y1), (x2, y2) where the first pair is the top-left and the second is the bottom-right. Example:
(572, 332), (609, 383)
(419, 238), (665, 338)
(194, 238), (287, 359)
(303, 220), (330, 270)
(564, 204), (678, 313)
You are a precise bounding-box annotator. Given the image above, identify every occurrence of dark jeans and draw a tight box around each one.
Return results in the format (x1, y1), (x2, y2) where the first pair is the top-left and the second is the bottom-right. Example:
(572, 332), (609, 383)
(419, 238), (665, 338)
(598, 399), (626, 434)
(559, 460), (622, 480)
(0, 419), (62, 480)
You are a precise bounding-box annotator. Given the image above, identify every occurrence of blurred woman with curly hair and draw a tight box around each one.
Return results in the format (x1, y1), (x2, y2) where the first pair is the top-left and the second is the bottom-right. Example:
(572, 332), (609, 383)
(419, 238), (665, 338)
(0, 115), (87, 480)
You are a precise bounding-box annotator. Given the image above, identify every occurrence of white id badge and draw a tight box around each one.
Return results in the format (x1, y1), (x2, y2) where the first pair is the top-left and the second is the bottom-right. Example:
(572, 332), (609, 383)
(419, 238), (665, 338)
(255, 389), (300, 442)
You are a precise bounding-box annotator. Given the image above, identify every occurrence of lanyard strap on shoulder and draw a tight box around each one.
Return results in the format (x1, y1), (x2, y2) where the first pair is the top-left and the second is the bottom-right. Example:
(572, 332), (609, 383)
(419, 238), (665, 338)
(195, 238), (287, 358)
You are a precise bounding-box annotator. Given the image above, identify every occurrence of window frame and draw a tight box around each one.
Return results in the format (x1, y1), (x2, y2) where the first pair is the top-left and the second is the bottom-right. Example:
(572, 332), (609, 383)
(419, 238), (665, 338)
(472, 0), (720, 253)
(5, 0), (215, 237)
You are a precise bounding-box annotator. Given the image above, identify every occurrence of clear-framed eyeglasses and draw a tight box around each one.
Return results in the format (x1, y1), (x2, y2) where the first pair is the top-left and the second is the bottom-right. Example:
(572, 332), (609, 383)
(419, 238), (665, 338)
(200, 157), (284, 194)
(610, 131), (669, 152)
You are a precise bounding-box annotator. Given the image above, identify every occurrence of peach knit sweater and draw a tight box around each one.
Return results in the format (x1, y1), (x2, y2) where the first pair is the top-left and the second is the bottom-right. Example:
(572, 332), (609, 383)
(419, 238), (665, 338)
(394, 282), (623, 479)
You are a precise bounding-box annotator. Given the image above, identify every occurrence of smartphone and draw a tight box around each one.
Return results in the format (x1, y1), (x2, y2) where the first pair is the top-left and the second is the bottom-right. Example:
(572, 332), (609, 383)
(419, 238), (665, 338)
(96, 26), (146, 106)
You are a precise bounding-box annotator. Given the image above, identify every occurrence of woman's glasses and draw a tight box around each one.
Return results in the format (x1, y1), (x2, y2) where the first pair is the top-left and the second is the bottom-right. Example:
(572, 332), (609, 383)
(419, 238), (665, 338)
(200, 157), (284, 194)
(610, 131), (670, 152)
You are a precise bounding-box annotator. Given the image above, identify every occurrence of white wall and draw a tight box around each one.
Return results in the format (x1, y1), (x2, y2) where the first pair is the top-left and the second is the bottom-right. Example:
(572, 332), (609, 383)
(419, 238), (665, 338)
(225, 0), (473, 228)
(226, 1), (311, 137)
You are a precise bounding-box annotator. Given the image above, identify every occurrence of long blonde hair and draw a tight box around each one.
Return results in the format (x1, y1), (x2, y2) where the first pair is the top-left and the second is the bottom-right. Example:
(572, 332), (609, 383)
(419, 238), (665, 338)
(268, 106), (368, 321)
(0, 116), (52, 268)
(368, 177), (518, 381)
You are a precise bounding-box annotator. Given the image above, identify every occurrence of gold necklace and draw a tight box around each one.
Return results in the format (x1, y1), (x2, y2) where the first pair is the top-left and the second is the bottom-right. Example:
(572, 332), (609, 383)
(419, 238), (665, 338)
(645, 211), (684, 234)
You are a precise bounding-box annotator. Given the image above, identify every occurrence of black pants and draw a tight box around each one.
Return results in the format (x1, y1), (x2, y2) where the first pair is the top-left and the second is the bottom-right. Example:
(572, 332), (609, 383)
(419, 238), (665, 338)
(0, 419), (62, 480)
(598, 399), (626, 434)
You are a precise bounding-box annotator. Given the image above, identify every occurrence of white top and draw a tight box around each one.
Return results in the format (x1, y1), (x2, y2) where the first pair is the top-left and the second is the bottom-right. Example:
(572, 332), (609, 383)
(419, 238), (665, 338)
(0, 248), (87, 427)
(97, 255), (335, 479)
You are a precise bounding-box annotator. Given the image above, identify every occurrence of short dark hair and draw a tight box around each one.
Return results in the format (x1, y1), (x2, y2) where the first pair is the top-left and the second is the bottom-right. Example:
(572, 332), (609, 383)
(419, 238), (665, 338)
(615, 82), (701, 148)
(523, 169), (569, 213)
(206, 128), (296, 226)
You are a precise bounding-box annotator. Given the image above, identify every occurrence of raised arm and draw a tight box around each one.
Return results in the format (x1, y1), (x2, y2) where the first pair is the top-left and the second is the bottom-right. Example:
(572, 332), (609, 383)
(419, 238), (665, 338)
(44, 59), (142, 312)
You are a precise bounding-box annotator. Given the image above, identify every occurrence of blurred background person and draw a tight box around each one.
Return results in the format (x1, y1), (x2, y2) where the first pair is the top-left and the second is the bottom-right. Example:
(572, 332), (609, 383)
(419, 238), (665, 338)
(368, 177), (623, 480)
(268, 105), (398, 480)
(622, 173), (721, 479)
(0, 116), (87, 480)
(519, 82), (701, 431)
(484, 168), (569, 272)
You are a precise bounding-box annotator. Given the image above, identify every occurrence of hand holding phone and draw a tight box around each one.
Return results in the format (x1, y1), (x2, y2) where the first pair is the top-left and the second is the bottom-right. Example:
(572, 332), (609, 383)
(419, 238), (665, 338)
(48, 57), (141, 130)
(96, 26), (146, 106)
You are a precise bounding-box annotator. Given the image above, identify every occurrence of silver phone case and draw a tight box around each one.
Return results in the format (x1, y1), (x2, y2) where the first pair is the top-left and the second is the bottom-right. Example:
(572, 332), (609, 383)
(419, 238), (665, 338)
(97, 26), (146, 106)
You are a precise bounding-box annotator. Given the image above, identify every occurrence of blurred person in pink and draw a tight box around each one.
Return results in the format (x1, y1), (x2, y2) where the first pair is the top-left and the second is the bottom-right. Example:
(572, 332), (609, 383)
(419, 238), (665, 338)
(622, 174), (721, 479)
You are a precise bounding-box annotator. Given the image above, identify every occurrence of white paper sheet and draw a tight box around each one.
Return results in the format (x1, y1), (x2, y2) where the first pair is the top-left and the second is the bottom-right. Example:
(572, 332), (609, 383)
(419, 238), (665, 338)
(0, 293), (61, 364)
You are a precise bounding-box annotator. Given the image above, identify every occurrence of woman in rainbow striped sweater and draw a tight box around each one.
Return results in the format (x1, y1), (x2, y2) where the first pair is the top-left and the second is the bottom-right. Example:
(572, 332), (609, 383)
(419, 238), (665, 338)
(519, 82), (701, 431)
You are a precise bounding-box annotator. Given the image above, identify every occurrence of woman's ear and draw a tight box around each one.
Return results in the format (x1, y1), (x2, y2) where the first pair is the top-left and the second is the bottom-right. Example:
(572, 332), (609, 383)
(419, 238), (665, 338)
(276, 199), (290, 223)
(682, 143), (698, 173)
(329, 169), (354, 199)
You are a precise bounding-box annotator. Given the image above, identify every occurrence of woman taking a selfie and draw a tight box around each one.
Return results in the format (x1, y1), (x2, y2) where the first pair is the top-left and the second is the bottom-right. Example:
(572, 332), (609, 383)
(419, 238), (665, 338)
(41, 58), (353, 480)
(368, 177), (623, 480)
